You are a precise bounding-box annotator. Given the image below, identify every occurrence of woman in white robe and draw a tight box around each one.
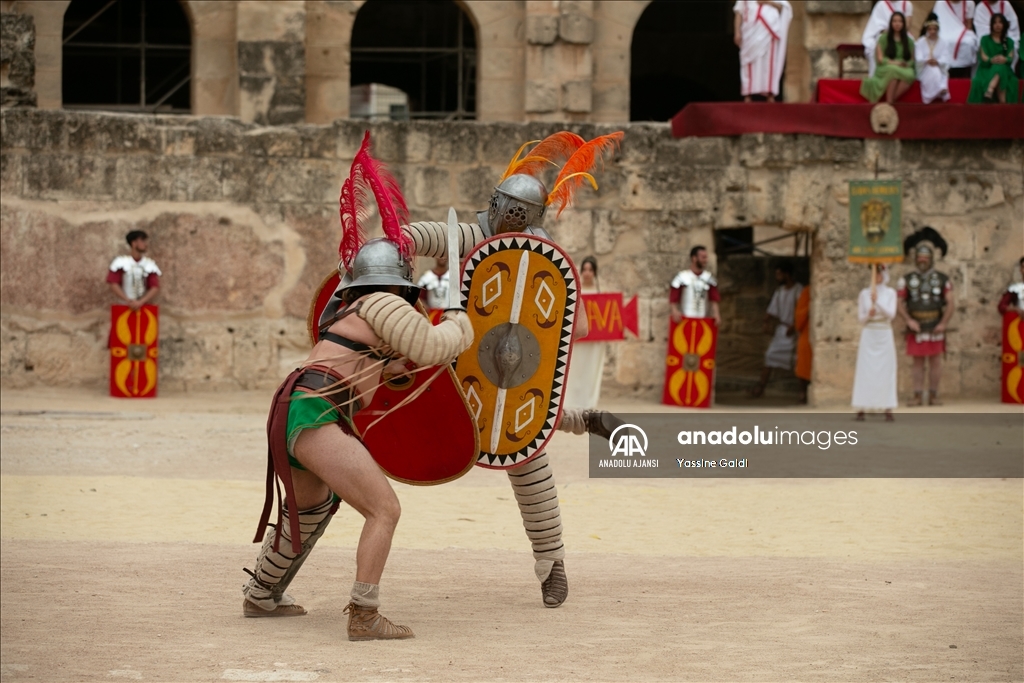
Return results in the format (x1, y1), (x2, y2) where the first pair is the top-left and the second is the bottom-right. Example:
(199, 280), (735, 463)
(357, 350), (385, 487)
(852, 265), (898, 420)
(565, 257), (606, 409)
(916, 15), (952, 103)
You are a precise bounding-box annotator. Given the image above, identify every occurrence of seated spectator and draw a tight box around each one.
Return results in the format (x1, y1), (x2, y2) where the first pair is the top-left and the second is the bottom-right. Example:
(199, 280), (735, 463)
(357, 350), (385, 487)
(916, 13), (952, 103)
(860, 12), (916, 103)
(968, 13), (1019, 102)
(863, 1), (914, 76)
(975, 0), (1020, 70)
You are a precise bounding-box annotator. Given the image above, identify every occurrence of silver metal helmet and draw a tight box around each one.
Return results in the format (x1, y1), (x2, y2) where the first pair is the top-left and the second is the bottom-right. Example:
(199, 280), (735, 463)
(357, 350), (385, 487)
(340, 238), (419, 303)
(486, 174), (548, 234)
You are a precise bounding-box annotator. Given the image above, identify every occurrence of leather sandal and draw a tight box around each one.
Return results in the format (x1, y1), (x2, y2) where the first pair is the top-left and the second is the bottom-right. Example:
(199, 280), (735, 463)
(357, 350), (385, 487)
(542, 560), (569, 608)
(344, 603), (415, 641)
(243, 598), (307, 618)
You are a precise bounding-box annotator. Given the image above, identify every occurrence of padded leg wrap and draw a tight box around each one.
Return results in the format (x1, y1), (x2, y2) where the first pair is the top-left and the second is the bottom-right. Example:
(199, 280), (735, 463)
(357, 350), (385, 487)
(506, 452), (564, 582)
(558, 409), (625, 439)
(243, 496), (335, 610)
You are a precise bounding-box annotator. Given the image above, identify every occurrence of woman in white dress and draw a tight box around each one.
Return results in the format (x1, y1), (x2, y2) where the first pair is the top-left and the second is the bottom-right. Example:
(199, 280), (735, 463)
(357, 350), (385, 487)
(565, 256), (606, 409)
(916, 13), (952, 103)
(852, 265), (898, 421)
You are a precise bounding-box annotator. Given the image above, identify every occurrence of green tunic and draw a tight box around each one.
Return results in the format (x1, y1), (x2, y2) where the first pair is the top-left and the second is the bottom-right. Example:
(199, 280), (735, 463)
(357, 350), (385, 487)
(968, 35), (1019, 103)
(860, 34), (916, 103)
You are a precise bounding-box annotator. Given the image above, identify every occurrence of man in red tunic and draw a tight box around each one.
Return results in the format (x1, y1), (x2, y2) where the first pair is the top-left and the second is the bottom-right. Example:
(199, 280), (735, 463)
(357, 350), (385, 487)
(896, 244), (954, 406)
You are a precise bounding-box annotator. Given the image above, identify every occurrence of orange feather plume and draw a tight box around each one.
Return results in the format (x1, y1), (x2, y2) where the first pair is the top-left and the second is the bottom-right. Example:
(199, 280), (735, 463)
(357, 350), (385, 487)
(500, 131), (586, 180)
(546, 132), (624, 216)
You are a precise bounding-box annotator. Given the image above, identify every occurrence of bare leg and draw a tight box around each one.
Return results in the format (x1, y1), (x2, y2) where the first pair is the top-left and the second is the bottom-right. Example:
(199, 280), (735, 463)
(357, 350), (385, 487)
(986, 74), (1000, 99)
(893, 80), (912, 101)
(910, 356), (926, 405)
(927, 355), (943, 404)
(744, 95), (752, 103)
(292, 424), (400, 585)
(997, 88), (1007, 103)
(766, 93), (776, 103)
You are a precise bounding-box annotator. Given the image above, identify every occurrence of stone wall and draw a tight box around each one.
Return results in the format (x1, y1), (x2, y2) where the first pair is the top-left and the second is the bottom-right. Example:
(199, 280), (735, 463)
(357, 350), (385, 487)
(0, 7), (35, 107)
(1, 109), (1021, 403)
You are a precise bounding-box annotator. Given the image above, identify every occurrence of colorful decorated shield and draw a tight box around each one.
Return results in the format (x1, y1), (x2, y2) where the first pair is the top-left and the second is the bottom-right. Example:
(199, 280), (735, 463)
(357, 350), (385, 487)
(307, 271), (478, 484)
(1001, 311), (1024, 404)
(662, 317), (717, 408)
(456, 235), (579, 469)
(109, 304), (159, 398)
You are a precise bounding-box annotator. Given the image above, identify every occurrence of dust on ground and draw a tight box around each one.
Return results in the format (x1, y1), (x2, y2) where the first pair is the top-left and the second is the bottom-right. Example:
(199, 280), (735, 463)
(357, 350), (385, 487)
(1, 388), (1021, 682)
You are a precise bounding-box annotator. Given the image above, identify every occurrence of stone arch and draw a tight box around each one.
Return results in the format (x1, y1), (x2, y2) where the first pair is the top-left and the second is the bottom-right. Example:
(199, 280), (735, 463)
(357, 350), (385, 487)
(592, 0), (649, 123)
(461, 0), (523, 122)
(14, 1), (72, 109)
(349, 0), (478, 119)
(61, 0), (193, 112)
(183, 0), (238, 116)
(630, 0), (741, 121)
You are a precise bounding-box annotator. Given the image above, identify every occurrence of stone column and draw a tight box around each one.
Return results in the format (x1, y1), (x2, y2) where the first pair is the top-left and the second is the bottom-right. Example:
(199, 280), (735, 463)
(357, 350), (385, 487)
(465, 0), (526, 122)
(524, 0), (594, 122)
(1, 8), (37, 107)
(236, 0), (306, 124)
(591, 0), (647, 123)
(187, 1), (239, 116)
(305, 0), (358, 124)
(12, 0), (67, 110)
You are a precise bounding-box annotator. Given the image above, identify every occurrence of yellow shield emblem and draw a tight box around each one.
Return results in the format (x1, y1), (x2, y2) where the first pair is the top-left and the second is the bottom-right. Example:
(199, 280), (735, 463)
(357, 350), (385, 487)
(456, 235), (579, 468)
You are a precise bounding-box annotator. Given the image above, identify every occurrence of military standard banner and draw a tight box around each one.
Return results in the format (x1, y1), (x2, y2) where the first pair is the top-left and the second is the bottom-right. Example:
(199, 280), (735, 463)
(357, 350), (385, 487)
(848, 180), (903, 263)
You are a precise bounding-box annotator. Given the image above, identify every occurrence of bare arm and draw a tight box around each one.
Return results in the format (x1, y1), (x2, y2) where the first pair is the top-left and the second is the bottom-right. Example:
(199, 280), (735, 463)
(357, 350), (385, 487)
(137, 286), (159, 307)
(934, 287), (955, 333)
(710, 300), (721, 327)
(734, 11), (742, 47)
(574, 306), (589, 339)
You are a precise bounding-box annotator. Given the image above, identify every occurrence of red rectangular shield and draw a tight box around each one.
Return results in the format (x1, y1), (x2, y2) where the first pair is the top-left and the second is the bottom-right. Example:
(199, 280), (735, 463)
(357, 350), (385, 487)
(110, 304), (159, 398)
(1001, 311), (1024, 404)
(662, 317), (717, 408)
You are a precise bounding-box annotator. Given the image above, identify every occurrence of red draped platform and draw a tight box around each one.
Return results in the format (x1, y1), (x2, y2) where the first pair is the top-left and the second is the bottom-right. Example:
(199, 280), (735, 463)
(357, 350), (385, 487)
(671, 102), (1024, 140)
(816, 78), (979, 104)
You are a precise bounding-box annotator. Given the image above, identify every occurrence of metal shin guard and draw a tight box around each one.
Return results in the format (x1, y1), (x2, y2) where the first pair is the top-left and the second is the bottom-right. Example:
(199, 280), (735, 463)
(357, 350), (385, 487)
(243, 496), (335, 610)
(506, 452), (564, 583)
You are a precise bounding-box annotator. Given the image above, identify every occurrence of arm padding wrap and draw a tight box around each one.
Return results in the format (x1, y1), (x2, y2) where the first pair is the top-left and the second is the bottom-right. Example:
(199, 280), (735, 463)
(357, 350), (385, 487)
(358, 293), (474, 366)
(403, 221), (487, 259)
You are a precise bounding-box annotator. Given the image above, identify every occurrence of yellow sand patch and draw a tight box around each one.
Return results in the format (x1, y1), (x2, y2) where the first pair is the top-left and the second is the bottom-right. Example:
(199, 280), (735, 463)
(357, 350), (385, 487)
(1, 475), (1019, 559)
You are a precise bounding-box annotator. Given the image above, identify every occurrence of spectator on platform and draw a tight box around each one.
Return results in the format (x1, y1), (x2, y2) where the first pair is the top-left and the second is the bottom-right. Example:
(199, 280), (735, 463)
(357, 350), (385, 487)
(863, 0), (914, 76)
(916, 14), (953, 103)
(860, 12), (916, 104)
(932, 0), (979, 78)
(975, 0), (1020, 70)
(733, 1), (793, 102)
(968, 13), (1018, 102)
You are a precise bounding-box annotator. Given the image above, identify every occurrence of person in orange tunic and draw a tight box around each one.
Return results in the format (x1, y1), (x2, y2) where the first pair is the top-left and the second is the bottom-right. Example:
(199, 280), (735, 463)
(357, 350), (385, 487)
(794, 285), (812, 404)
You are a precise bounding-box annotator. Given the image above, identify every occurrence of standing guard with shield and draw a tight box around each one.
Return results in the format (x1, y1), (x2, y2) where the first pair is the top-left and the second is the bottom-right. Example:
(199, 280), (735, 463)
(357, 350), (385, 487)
(242, 133), (475, 641)
(401, 131), (625, 608)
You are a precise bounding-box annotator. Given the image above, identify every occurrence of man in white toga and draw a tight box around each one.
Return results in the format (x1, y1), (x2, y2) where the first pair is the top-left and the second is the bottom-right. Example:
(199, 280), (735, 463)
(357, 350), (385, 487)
(932, 0), (980, 77)
(751, 262), (803, 398)
(734, 0), (793, 102)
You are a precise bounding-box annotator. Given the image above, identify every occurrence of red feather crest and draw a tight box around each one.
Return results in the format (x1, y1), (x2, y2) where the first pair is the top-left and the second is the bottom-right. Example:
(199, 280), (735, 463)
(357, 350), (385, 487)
(546, 132), (624, 216)
(338, 131), (413, 271)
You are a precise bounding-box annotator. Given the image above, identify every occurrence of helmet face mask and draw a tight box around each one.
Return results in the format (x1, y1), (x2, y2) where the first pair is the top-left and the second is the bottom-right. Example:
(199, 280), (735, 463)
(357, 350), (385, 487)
(488, 174), (548, 235)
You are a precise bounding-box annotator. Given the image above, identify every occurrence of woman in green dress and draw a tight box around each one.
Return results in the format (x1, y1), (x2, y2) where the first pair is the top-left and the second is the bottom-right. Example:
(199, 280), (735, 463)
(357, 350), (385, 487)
(968, 13), (1018, 103)
(860, 12), (916, 104)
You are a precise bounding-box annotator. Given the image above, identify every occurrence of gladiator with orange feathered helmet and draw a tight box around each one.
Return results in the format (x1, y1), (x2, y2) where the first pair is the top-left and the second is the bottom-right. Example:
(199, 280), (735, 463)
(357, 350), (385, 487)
(400, 131), (627, 610)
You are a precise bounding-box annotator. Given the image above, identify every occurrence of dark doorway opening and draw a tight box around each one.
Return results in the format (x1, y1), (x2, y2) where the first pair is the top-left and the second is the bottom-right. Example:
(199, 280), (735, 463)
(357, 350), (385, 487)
(63, 0), (191, 113)
(351, 0), (476, 120)
(715, 250), (810, 406)
(630, 0), (740, 121)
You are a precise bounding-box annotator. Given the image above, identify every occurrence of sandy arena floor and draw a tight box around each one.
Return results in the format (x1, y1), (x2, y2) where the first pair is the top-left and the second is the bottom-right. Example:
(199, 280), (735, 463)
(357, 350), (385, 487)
(1, 388), (1021, 683)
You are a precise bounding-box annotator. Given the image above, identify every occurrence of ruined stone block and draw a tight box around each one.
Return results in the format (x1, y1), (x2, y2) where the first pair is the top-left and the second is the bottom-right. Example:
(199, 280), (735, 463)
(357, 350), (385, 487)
(1, 151), (22, 194)
(0, 13), (36, 107)
(559, 13), (594, 45)
(457, 166), (498, 206)
(411, 166), (452, 207)
(526, 15), (558, 45)
(805, 0), (872, 13)
(194, 118), (247, 156)
(432, 123), (480, 163)
(24, 154), (116, 200)
(525, 81), (558, 114)
(562, 80), (593, 113)
(0, 109), (66, 150)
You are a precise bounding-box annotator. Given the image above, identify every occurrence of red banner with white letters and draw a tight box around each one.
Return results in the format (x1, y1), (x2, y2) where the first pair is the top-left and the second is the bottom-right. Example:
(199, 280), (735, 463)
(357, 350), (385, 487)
(577, 293), (639, 342)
